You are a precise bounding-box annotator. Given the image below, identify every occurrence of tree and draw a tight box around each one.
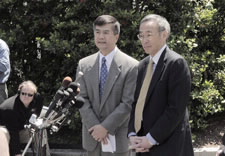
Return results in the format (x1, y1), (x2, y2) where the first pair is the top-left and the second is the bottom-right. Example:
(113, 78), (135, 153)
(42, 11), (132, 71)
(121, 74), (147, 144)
(0, 0), (224, 145)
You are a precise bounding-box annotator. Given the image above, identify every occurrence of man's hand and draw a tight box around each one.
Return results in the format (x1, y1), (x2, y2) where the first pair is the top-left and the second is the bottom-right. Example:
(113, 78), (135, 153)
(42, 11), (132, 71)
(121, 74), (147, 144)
(89, 124), (108, 142)
(129, 136), (153, 153)
(101, 136), (109, 145)
(129, 136), (140, 149)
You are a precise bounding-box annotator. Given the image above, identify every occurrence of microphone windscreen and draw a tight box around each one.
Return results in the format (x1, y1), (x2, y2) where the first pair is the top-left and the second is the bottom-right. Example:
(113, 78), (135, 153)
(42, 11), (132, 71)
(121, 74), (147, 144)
(68, 82), (79, 93)
(55, 90), (64, 99)
(62, 76), (72, 88)
(75, 96), (85, 108)
(45, 90), (64, 118)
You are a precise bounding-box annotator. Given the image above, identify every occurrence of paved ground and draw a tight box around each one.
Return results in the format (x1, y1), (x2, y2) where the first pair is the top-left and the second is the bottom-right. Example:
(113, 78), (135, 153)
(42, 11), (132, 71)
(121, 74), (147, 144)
(24, 147), (221, 156)
(195, 146), (220, 156)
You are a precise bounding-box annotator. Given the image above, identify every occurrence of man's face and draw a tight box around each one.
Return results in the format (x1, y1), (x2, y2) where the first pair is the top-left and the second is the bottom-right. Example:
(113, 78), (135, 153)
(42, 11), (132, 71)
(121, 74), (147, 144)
(138, 21), (167, 56)
(94, 24), (119, 55)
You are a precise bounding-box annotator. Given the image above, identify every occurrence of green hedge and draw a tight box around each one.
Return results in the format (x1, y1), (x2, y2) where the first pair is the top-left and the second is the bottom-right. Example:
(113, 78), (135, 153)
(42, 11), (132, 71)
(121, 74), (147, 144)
(0, 0), (224, 144)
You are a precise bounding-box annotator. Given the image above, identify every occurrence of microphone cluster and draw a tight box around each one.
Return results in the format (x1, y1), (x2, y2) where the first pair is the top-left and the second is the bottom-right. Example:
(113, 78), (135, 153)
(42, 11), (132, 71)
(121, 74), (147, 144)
(28, 77), (84, 134)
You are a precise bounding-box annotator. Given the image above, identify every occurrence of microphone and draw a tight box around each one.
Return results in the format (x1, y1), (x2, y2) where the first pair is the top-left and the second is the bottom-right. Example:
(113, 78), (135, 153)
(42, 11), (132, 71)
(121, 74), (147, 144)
(60, 82), (80, 109)
(29, 76), (83, 131)
(44, 90), (64, 118)
(68, 82), (80, 95)
(59, 76), (72, 90)
(44, 76), (72, 118)
(74, 96), (85, 108)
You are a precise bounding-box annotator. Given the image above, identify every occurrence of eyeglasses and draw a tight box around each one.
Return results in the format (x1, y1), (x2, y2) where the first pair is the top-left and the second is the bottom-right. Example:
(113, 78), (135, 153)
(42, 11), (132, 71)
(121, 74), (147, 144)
(137, 34), (152, 41)
(21, 92), (34, 97)
(137, 29), (165, 41)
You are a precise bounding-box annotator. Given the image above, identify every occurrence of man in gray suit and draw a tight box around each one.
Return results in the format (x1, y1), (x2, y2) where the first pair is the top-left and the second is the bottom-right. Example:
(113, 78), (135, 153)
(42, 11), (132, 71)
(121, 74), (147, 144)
(76, 15), (138, 156)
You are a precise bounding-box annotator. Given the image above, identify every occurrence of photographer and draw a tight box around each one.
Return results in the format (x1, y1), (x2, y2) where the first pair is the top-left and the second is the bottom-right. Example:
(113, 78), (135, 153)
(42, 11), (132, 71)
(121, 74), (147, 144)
(0, 80), (49, 156)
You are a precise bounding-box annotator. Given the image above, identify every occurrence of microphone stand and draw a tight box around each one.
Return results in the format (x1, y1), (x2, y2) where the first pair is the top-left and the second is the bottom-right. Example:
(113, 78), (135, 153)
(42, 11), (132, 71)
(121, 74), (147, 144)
(22, 126), (49, 156)
(22, 128), (35, 156)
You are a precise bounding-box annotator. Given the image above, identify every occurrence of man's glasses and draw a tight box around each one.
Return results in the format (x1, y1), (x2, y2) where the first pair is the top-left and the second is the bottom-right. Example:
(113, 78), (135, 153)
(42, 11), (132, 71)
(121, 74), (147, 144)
(137, 33), (158, 41)
(137, 33), (153, 41)
(21, 92), (34, 97)
(137, 28), (166, 41)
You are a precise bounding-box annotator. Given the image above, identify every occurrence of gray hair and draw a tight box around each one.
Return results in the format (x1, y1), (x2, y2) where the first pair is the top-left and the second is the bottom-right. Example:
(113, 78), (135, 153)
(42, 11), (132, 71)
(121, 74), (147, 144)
(141, 14), (171, 36)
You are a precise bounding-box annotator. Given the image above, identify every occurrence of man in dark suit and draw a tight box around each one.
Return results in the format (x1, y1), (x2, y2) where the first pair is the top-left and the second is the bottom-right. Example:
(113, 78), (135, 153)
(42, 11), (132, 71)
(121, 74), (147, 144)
(128, 14), (194, 156)
(76, 15), (138, 156)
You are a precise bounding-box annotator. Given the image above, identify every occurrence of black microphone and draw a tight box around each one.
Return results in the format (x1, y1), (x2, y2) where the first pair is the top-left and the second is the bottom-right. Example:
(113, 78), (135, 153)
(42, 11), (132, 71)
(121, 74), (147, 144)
(44, 76), (72, 118)
(60, 82), (80, 108)
(58, 90), (71, 108)
(42, 76), (84, 131)
(54, 82), (82, 118)
(68, 82), (80, 96)
(44, 90), (64, 118)
(74, 96), (85, 108)
(49, 90), (71, 120)
(50, 95), (84, 132)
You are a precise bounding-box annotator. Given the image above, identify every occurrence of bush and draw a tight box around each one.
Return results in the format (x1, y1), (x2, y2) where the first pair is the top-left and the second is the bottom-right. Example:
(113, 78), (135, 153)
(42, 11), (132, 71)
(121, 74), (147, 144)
(0, 0), (224, 145)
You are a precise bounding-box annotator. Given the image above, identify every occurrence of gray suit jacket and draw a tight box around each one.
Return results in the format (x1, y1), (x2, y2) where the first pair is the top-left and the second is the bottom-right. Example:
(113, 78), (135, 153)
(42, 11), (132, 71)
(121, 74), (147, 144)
(76, 48), (138, 152)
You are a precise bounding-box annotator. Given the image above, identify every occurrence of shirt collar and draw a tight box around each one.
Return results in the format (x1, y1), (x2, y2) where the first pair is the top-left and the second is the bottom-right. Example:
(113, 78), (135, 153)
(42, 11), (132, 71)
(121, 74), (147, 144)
(99, 46), (118, 70)
(150, 44), (167, 64)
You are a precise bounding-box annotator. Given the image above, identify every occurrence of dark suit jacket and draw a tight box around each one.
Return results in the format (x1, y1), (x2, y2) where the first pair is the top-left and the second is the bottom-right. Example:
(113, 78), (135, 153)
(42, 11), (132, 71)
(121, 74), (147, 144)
(128, 47), (194, 156)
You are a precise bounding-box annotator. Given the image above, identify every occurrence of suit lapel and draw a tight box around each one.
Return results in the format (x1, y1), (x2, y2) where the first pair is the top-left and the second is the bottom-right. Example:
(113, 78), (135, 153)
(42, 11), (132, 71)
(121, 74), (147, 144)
(100, 51), (122, 111)
(145, 48), (167, 103)
(87, 54), (101, 109)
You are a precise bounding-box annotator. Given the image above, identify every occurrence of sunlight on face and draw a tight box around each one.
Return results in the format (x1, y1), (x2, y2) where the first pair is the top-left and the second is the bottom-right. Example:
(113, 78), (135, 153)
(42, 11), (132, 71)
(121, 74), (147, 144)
(94, 24), (119, 55)
(139, 21), (168, 56)
(19, 85), (35, 107)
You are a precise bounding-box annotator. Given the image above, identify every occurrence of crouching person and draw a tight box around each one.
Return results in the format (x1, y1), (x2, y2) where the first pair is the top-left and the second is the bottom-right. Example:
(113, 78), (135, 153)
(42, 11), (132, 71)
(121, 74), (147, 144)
(0, 80), (50, 156)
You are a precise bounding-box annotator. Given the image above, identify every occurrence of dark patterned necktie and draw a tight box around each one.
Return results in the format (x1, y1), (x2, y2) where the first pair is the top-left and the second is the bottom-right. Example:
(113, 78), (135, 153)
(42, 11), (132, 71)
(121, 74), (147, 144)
(99, 57), (108, 98)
